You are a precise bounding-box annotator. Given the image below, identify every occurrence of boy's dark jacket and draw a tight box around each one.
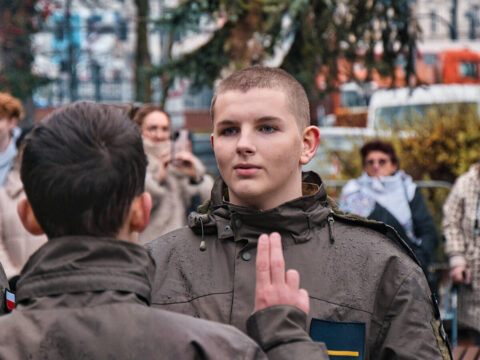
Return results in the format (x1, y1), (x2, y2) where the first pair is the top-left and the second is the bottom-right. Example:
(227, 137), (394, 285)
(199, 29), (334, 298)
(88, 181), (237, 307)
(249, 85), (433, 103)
(0, 236), (326, 359)
(147, 171), (451, 360)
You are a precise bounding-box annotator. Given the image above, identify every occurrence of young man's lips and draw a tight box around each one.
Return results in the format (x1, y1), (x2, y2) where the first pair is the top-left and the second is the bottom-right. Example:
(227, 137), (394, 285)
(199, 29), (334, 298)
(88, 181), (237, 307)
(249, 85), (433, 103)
(234, 165), (260, 176)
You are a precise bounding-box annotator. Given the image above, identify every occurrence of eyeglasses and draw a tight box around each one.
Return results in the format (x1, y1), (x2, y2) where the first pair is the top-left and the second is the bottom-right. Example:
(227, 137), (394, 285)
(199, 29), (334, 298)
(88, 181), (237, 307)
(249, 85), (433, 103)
(365, 158), (389, 166)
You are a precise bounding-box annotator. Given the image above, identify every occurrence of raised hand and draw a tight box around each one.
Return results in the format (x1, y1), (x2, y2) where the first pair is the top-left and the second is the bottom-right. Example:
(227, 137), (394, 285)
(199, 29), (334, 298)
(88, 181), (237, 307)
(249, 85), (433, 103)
(254, 232), (310, 314)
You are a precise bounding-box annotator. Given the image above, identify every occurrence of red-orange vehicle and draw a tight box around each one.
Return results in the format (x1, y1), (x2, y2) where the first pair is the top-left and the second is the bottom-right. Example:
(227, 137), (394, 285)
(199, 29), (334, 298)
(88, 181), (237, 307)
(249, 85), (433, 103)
(440, 49), (480, 84)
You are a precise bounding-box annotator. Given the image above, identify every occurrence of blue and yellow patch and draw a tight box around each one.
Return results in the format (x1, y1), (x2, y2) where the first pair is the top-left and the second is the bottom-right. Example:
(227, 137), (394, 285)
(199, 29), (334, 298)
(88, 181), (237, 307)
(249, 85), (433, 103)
(310, 318), (365, 360)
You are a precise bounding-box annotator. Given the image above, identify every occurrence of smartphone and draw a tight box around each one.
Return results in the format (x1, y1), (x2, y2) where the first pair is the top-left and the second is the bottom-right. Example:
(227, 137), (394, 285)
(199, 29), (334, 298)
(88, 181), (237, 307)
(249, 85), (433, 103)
(172, 129), (190, 166)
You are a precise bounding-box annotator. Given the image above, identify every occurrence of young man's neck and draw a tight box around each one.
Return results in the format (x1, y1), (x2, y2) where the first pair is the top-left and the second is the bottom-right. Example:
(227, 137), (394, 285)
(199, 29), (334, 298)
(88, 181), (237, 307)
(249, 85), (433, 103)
(228, 184), (304, 210)
(116, 225), (139, 243)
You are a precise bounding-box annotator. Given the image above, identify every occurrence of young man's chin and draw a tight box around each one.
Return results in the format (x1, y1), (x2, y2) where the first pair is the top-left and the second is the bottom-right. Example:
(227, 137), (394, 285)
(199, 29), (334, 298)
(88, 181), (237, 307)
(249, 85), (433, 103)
(229, 187), (265, 207)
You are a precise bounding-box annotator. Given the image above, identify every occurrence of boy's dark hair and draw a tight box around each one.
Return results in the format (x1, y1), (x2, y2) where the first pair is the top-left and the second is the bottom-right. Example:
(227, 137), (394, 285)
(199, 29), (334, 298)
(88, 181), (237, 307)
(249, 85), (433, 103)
(360, 140), (399, 167)
(20, 101), (147, 238)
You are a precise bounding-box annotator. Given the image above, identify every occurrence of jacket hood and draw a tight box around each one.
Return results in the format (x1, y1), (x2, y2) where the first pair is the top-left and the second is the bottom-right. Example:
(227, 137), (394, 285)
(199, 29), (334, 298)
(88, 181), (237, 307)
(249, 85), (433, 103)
(16, 236), (155, 304)
(188, 171), (331, 246)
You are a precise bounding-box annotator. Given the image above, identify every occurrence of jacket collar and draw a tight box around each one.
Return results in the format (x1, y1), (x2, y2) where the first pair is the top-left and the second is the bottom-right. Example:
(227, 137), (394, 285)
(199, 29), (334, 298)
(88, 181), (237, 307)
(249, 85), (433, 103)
(16, 236), (155, 304)
(192, 171), (330, 246)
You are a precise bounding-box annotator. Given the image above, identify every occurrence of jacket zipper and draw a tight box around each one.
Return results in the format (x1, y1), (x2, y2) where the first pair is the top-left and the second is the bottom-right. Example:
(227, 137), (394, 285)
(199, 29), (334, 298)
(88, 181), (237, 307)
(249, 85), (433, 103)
(327, 211), (335, 244)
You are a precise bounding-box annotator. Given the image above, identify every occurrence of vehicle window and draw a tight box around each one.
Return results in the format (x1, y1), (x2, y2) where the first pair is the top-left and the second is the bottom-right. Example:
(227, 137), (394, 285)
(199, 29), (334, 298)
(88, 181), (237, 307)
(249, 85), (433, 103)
(459, 62), (478, 78)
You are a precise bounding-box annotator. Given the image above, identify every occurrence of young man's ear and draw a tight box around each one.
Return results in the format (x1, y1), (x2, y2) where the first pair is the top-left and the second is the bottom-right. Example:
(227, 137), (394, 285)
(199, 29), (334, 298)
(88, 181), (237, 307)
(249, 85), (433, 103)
(129, 192), (152, 233)
(210, 133), (215, 151)
(17, 198), (44, 235)
(299, 126), (321, 165)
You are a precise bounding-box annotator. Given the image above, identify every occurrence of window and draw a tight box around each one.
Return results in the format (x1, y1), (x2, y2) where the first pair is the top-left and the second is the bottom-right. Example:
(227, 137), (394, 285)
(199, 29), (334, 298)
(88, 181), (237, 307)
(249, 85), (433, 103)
(459, 62), (478, 78)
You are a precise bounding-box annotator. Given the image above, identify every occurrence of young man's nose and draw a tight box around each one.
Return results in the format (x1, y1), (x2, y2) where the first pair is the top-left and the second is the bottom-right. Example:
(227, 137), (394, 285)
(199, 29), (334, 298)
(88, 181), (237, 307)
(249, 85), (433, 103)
(235, 132), (255, 156)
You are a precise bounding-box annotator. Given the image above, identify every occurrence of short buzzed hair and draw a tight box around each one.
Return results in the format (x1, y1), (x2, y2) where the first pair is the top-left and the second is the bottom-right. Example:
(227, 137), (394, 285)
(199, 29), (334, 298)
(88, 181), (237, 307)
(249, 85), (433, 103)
(210, 66), (310, 130)
(21, 101), (147, 238)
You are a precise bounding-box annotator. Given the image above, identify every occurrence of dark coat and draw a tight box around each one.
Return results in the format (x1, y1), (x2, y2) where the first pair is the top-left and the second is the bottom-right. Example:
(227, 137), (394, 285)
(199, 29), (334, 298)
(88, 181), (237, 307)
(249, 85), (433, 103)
(369, 187), (439, 276)
(0, 236), (278, 360)
(147, 172), (451, 360)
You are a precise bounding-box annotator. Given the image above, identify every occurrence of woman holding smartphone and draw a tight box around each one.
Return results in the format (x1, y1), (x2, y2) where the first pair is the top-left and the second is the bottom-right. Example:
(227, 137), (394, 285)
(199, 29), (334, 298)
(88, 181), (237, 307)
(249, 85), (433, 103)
(133, 104), (214, 243)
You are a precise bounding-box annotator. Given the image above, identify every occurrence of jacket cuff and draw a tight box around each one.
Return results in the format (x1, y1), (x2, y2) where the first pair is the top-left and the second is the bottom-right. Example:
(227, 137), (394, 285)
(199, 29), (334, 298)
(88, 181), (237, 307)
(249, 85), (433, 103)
(449, 255), (467, 268)
(246, 305), (310, 351)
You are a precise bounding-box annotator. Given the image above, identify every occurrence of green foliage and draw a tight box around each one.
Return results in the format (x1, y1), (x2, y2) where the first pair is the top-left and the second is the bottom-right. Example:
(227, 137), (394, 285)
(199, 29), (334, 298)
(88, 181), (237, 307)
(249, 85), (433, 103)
(151, 25), (231, 91)
(147, 0), (418, 101)
(392, 104), (480, 183)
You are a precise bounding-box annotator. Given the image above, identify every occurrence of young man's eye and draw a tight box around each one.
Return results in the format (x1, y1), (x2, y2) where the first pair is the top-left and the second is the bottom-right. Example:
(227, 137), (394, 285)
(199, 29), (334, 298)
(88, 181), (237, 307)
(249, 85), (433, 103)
(260, 125), (276, 133)
(220, 127), (238, 136)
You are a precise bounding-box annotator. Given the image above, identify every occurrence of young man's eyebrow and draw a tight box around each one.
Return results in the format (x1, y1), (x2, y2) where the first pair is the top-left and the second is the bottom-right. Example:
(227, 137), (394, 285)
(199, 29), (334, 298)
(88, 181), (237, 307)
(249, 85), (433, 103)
(215, 119), (238, 127)
(255, 116), (282, 123)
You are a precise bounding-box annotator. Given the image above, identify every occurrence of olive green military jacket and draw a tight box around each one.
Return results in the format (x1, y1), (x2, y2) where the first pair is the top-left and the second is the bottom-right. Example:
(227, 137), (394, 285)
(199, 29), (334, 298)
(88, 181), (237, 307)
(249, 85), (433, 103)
(0, 236), (323, 360)
(147, 172), (452, 360)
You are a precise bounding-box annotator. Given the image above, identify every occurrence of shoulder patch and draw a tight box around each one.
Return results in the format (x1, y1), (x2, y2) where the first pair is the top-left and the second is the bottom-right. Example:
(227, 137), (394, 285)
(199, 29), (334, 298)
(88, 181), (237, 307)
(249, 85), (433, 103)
(431, 320), (453, 360)
(310, 318), (365, 359)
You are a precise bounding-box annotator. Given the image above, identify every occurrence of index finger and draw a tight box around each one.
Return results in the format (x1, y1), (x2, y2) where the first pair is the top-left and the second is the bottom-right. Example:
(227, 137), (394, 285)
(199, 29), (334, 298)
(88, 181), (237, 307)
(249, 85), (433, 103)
(256, 234), (271, 287)
(270, 232), (285, 285)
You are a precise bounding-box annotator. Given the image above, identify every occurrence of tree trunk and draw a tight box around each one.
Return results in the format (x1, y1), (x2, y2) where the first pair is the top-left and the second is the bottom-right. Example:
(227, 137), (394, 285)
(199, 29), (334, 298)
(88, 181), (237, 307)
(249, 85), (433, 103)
(134, 0), (152, 102)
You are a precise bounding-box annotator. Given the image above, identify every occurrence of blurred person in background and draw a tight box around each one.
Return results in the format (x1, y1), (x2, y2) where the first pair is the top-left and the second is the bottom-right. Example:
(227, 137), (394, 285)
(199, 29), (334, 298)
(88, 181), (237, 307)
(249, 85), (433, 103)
(339, 140), (439, 290)
(132, 104), (214, 243)
(0, 93), (46, 279)
(0, 92), (23, 185)
(443, 163), (480, 343)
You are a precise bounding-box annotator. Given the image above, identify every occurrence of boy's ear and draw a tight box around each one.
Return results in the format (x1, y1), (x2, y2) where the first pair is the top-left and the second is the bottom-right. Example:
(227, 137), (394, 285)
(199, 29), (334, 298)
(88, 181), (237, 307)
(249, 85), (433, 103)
(299, 126), (321, 165)
(129, 192), (152, 233)
(17, 198), (45, 235)
(210, 133), (214, 151)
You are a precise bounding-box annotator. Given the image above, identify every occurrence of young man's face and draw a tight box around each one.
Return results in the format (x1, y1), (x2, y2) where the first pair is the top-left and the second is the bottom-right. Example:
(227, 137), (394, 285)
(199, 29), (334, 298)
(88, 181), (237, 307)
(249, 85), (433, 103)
(211, 88), (305, 210)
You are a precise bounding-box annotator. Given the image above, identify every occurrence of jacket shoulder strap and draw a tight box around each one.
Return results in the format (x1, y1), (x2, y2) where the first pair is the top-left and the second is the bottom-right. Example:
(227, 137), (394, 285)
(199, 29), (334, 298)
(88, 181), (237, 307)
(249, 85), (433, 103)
(326, 196), (420, 266)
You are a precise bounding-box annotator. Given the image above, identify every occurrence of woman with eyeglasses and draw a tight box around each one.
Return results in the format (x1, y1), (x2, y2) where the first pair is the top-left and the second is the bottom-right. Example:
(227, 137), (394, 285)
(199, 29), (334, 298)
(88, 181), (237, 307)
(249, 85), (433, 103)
(132, 104), (214, 243)
(339, 140), (439, 291)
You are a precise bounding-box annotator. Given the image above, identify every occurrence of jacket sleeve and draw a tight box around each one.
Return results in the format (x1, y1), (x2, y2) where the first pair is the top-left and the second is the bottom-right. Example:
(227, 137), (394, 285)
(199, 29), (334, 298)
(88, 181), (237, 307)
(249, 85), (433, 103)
(0, 261), (8, 315)
(442, 177), (467, 268)
(246, 305), (329, 360)
(372, 268), (451, 360)
(410, 188), (440, 267)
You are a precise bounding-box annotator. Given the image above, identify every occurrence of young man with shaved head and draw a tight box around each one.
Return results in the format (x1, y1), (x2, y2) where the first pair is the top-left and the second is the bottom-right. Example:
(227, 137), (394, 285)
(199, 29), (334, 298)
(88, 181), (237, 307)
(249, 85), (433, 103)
(147, 66), (452, 359)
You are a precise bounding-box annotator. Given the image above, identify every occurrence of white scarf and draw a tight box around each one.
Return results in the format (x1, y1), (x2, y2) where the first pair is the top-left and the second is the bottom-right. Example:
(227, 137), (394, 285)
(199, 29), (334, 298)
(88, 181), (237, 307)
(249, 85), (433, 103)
(344, 170), (417, 226)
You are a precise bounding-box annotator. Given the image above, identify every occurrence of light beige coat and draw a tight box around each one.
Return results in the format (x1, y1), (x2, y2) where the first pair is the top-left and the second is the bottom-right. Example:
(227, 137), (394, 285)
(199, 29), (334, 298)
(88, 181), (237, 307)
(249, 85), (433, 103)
(0, 167), (47, 278)
(443, 162), (480, 331)
(139, 145), (214, 244)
